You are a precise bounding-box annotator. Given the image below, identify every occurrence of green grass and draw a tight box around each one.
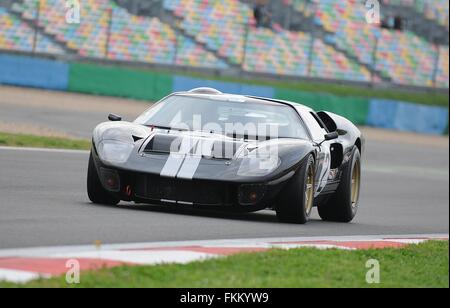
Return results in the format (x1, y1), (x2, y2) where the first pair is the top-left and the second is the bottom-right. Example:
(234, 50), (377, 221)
(0, 132), (90, 150)
(184, 71), (449, 107)
(2, 241), (447, 288)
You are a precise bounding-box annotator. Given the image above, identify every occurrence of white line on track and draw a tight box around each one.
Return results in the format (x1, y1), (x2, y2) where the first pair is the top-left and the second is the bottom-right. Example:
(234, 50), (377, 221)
(0, 269), (46, 284)
(365, 164), (449, 178)
(0, 234), (447, 258)
(0, 146), (89, 155)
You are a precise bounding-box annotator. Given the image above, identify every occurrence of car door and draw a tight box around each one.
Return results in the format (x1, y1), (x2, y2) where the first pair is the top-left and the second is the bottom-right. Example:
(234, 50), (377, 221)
(296, 109), (331, 196)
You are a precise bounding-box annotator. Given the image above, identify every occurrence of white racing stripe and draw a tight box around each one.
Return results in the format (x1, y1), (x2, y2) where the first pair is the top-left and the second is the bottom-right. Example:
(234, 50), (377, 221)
(160, 137), (216, 179)
(177, 155), (202, 180)
(161, 137), (198, 178)
(177, 139), (216, 180)
(160, 154), (185, 178)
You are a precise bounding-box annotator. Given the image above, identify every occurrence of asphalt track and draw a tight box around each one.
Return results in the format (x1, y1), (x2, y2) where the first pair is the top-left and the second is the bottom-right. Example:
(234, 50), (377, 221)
(0, 86), (448, 249)
(0, 137), (448, 249)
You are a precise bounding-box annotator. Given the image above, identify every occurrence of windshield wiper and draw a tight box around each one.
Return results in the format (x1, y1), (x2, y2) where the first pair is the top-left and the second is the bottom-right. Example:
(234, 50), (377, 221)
(147, 125), (188, 131)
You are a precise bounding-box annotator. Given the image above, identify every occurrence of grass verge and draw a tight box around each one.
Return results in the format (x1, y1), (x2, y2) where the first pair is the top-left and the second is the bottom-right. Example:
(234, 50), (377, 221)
(0, 132), (90, 150)
(185, 71), (449, 107)
(2, 241), (447, 288)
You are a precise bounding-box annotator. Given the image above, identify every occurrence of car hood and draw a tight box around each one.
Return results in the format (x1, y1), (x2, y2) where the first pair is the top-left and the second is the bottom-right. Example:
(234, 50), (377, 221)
(93, 122), (314, 182)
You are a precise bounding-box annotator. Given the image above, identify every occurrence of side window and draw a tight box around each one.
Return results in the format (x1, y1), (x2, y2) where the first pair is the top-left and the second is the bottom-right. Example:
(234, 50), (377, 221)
(299, 110), (328, 142)
(310, 112), (329, 133)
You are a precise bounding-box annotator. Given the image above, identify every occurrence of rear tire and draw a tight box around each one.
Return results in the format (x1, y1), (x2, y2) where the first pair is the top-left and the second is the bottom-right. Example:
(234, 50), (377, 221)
(318, 147), (361, 222)
(87, 152), (120, 206)
(276, 155), (315, 224)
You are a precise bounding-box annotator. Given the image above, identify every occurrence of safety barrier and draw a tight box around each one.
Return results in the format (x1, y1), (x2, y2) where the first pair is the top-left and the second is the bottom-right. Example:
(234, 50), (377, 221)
(0, 54), (68, 90)
(367, 99), (449, 135)
(0, 54), (448, 135)
(275, 89), (370, 126)
(68, 63), (173, 101)
(173, 75), (275, 98)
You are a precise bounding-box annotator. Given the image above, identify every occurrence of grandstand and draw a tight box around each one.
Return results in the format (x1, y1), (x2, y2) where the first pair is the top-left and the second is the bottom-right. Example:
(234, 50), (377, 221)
(0, 6), (64, 54)
(0, 0), (448, 89)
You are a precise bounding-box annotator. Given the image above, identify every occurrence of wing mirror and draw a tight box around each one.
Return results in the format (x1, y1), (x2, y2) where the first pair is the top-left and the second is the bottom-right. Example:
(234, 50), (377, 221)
(316, 131), (339, 147)
(108, 113), (122, 122)
(324, 131), (339, 141)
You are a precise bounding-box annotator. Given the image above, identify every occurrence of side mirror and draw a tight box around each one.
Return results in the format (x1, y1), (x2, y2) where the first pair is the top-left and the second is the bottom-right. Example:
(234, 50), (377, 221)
(324, 131), (339, 141)
(108, 113), (122, 122)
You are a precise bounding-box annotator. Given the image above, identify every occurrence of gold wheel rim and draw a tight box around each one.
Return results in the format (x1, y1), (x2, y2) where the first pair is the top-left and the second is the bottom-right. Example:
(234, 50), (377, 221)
(351, 159), (361, 208)
(305, 164), (314, 216)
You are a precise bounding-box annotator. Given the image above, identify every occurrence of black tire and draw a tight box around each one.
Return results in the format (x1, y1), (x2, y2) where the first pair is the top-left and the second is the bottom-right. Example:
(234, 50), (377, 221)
(87, 152), (120, 206)
(318, 147), (361, 222)
(276, 154), (315, 224)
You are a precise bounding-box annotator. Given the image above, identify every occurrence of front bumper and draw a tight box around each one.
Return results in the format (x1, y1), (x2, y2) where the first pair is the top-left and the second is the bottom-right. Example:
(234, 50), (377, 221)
(93, 155), (292, 212)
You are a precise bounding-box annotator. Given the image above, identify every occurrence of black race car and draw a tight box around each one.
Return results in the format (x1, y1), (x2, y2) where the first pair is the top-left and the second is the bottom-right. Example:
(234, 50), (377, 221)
(87, 88), (363, 224)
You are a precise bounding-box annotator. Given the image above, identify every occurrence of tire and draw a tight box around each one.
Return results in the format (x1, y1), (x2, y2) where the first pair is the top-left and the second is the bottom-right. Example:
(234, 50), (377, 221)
(276, 154), (315, 224)
(318, 147), (361, 223)
(87, 152), (120, 206)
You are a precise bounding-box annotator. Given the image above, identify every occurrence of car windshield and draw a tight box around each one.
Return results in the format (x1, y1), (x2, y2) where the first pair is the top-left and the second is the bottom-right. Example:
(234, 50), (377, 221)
(135, 95), (309, 140)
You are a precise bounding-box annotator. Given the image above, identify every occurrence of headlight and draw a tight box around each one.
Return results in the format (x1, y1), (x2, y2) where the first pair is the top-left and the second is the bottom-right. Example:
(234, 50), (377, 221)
(237, 155), (280, 177)
(97, 140), (134, 164)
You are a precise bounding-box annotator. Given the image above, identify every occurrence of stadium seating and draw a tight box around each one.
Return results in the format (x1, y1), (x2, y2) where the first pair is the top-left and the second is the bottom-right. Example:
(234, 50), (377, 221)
(422, 0), (449, 29)
(375, 30), (436, 87)
(19, 0), (111, 58)
(244, 28), (370, 81)
(244, 28), (310, 76)
(0, 0), (447, 88)
(108, 6), (176, 64)
(163, 0), (250, 64)
(15, 0), (226, 68)
(312, 0), (446, 86)
(175, 36), (229, 69)
(108, 5), (227, 68)
(285, 0), (314, 17)
(384, 0), (449, 29)
(0, 7), (64, 54)
(164, 0), (372, 81)
(310, 39), (371, 81)
(436, 46), (449, 88)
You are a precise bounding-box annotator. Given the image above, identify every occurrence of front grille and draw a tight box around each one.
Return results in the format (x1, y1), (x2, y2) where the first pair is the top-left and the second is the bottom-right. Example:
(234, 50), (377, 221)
(135, 174), (233, 206)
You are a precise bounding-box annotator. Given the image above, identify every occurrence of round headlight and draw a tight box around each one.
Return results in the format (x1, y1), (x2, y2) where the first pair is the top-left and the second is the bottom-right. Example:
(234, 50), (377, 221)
(98, 140), (134, 164)
(237, 155), (280, 177)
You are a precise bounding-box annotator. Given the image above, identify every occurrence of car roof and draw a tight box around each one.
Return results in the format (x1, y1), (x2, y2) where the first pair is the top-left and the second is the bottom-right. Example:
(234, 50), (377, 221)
(174, 89), (314, 114)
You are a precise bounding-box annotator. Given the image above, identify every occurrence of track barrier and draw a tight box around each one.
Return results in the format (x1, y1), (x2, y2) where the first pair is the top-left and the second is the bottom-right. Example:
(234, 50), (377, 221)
(0, 54), (68, 90)
(0, 54), (448, 135)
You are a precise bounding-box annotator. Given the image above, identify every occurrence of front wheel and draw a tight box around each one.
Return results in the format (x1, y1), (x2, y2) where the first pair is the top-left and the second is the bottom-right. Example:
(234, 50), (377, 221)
(318, 147), (361, 222)
(276, 154), (315, 224)
(87, 152), (120, 206)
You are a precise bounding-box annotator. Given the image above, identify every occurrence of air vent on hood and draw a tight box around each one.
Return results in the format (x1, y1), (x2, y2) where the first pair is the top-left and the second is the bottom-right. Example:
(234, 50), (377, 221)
(132, 135), (143, 142)
(144, 134), (180, 154)
(144, 134), (244, 159)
